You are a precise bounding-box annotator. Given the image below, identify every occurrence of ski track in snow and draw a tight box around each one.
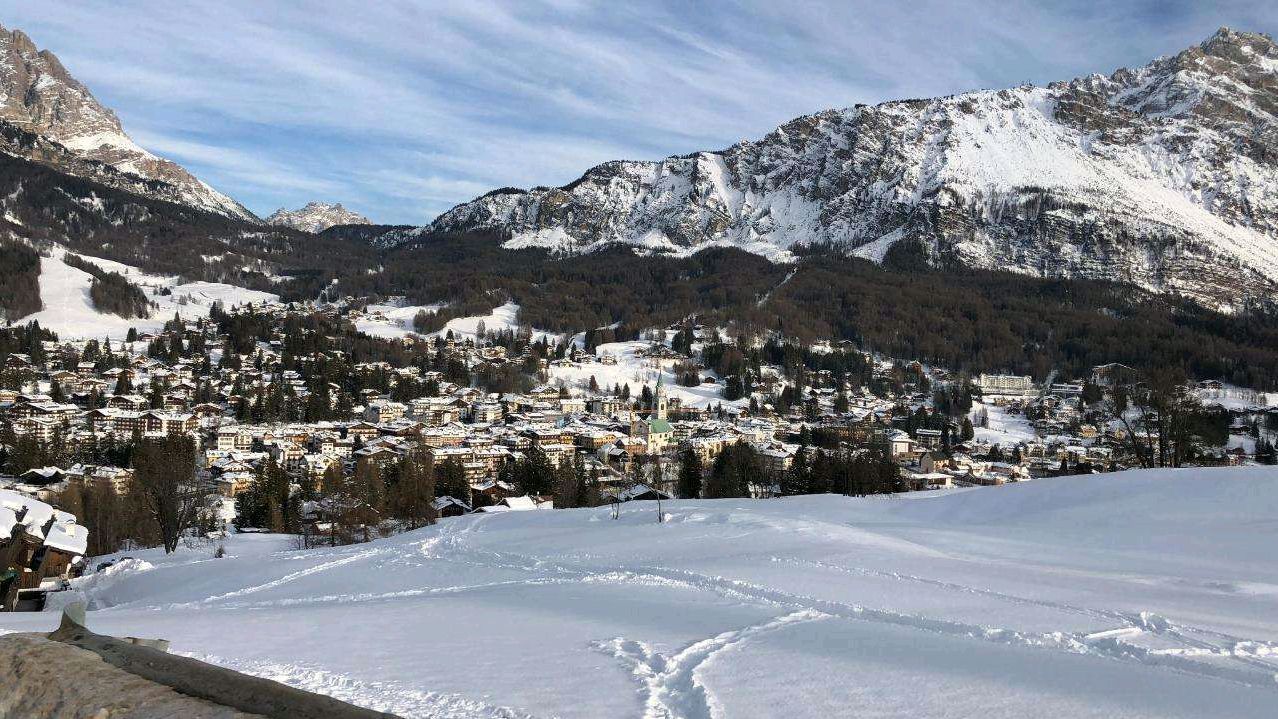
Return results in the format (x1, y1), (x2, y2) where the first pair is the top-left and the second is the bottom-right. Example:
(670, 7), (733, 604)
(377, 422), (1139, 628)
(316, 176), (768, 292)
(26, 472), (1278, 717)
(596, 609), (829, 719)
(122, 514), (1278, 698)
(193, 547), (383, 605)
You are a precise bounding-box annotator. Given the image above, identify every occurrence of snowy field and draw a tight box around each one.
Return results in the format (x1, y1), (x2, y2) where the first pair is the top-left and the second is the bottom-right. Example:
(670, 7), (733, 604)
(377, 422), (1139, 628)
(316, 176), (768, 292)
(354, 301), (561, 345)
(25, 247), (278, 340)
(549, 341), (746, 410)
(354, 302), (447, 339)
(1195, 384), (1278, 410)
(970, 400), (1038, 445)
(425, 302), (559, 343)
(4, 467), (1278, 718)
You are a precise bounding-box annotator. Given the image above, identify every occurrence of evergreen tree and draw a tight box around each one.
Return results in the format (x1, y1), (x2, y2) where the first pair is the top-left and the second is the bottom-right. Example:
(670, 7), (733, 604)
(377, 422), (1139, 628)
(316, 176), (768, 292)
(553, 458), (582, 509)
(352, 459), (386, 519)
(782, 445), (810, 496)
(389, 452), (436, 529)
(435, 459), (470, 501)
(676, 448), (703, 499)
(704, 442), (761, 498)
(834, 390), (849, 414)
(511, 446), (555, 496)
(809, 448), (834, 494)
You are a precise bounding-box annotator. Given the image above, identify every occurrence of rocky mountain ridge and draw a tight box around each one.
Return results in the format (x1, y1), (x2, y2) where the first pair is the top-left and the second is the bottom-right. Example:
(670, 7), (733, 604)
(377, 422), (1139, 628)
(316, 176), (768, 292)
(0, 24), (254, 221)
(266, 202), (371, 233)
(398, 28), (1278, 310)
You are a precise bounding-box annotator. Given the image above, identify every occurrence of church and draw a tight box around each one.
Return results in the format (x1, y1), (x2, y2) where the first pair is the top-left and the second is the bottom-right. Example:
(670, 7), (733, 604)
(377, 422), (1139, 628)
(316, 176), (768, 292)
(632, 375), (674, 455)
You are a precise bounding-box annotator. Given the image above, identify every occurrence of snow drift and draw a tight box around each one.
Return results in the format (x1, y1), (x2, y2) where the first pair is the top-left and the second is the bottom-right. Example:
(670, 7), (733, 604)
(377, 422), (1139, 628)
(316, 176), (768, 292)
(3, 467), (1278, 718)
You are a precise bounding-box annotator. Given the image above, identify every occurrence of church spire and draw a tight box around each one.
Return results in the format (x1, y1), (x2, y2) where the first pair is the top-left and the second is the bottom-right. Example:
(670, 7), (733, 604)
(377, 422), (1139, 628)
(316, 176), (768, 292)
(654, 371), (668, 420)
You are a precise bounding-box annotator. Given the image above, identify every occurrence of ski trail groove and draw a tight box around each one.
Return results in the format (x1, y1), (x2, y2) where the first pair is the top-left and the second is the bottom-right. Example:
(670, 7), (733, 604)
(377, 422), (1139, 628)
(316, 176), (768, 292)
(597, 609), (828, 719)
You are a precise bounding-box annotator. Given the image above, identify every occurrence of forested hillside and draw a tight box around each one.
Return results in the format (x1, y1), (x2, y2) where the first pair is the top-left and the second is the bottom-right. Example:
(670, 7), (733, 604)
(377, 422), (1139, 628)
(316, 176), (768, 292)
(0, 152), (376, 304)
(3, 134), (1277, 389)
(62, 252), (153, 319)
(349, 232), (1278, 389)
(0, 239), (41, 322)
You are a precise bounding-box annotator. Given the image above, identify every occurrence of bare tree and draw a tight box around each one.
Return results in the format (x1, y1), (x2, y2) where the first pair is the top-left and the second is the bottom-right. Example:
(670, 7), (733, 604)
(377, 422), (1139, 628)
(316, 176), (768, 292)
(133, 434), (208, 553)
(1107, 369), (1205, 468)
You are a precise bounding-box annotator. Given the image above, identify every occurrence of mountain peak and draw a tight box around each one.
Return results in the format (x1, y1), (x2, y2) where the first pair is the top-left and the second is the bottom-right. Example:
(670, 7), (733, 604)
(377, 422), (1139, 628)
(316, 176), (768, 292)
(415, 29), (1278, 310)
(0, 23), (254, 220)
(1201, 26), (1274, 53)
(266, 202), (372, 233)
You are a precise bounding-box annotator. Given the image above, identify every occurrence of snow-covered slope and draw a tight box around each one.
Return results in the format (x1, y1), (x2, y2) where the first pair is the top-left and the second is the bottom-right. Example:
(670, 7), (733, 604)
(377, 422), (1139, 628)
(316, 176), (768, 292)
(266, 202), (371, 233)
(26, 247), (279, 340)
(0, 24), (254, 221)
(408, 28), (1278, 309)
(5, 467), (1277, 718)
(548, 340), (746, 410)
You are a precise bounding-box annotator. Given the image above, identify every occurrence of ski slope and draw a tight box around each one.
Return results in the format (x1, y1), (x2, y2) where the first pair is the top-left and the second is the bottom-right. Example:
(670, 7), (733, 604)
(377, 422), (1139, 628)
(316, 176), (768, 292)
(549, 340), (746, 410)
(424, 302), (559, 344)
(4, 467), (1278, 718)
(353, 302), (448, 340)
(969, 400), (1039, 445)
(24, 247), (279, 340)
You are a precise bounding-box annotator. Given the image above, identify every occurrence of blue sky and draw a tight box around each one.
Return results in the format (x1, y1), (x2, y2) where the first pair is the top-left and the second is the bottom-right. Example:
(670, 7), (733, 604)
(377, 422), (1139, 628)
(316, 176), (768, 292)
(4, 1), (1276, 224)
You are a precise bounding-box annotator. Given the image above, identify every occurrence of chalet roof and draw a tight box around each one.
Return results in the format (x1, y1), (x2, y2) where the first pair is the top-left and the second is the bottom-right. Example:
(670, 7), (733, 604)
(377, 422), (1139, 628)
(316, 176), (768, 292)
(0, 489), (75, 542)
(43, 521), (88, 556)
(431, 496), (472, 512)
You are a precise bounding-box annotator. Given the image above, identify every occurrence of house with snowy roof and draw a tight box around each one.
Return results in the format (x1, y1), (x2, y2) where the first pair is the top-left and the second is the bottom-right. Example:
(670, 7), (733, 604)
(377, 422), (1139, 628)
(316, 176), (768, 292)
(1, 489), (88, 611)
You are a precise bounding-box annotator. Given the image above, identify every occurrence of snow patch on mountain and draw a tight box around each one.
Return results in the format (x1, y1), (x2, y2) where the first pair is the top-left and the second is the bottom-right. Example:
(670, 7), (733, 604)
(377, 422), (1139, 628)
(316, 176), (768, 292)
(353, 301), (447, 339)
(425, 302), (558, 344)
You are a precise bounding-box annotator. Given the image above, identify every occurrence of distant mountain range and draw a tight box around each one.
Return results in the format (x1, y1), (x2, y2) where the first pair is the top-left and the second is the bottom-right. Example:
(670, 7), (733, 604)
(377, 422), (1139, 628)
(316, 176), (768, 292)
(2, 22), (1277, 313)
(384, 28), (1278, 310)
(266, 202), (371, 233)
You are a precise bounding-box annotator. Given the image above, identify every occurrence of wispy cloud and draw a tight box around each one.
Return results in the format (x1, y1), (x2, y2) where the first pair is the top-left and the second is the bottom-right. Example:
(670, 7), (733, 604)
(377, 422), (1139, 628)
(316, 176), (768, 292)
(4, 1), (1276, 224)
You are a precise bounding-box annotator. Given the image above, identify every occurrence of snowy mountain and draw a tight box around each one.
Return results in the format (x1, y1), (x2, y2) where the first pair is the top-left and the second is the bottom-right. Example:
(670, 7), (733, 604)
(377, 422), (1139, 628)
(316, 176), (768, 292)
(266, 202), (371, 233)
(4, 468), (1277, 717)
(408, 28), (1278, 310)
(0, 24), (254, 221)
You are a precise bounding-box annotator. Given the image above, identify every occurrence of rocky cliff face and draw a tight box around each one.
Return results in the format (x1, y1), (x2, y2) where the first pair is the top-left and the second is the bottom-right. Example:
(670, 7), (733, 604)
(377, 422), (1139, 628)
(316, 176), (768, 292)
(266, 202), (371, 233)
(0, 24), (254, 221)
(411, 28), (1278, 310)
